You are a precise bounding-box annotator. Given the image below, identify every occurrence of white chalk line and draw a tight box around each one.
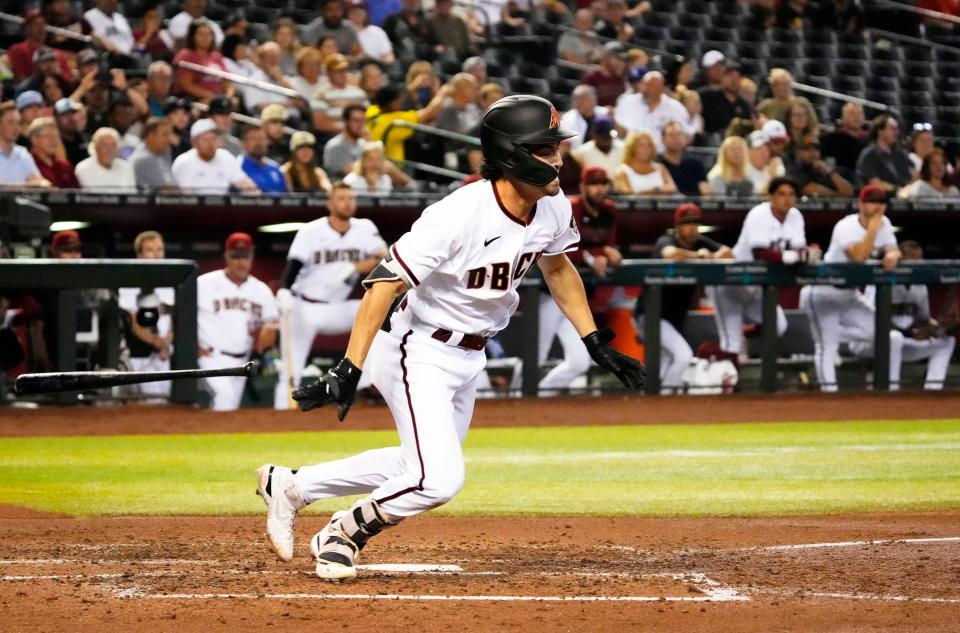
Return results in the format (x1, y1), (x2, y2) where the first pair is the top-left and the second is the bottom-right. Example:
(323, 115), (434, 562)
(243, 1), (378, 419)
(466, 442), (960, 464)
(757, 536), (960, 551)
(124, 592), (748, 603)
(804, 592), (960, 604)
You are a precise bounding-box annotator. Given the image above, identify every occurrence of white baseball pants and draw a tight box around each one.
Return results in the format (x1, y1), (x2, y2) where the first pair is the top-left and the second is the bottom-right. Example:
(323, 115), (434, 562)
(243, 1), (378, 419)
(294, 326), (486, 519)
(708, 285), (788, 355)
(198, 352), (248, 411)
(849, 331), (955, 391)
(634, 315), (694, 393)
(537, 295), (591, 393)
(127, 354), (170, 396)
(275, 298), (361, 409)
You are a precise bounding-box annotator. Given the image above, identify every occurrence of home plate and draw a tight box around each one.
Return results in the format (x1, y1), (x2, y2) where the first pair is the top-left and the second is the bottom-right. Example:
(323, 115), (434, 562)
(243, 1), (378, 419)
(355, 564), (464, 573)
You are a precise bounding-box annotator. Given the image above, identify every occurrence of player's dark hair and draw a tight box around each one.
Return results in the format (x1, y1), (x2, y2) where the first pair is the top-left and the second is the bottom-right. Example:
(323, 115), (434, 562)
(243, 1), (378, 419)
(342, 104), (366, 122)
(240, 124), (263, 139)
(871, 114), (897, 140)
(185, 19), (216, 53)
(767, 176), (798, 196)
(143, 116), (168, 137)
(899, 239), (922, 252)
(479, 160), (503, 181)
(373, 85), (402, 109)
(919, 147), (946, 182)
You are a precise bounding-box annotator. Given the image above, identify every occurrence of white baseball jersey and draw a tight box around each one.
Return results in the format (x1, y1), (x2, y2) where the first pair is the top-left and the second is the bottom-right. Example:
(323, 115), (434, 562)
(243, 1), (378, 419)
(288, 217), (386, 302)
(823, 214), (898, 264)
(383, 180), (580, 336)
(118, 286), (175, 337)
(732, 202), (808, 261)
(197, 270), (278, 355)
(892, 284), (930, 330)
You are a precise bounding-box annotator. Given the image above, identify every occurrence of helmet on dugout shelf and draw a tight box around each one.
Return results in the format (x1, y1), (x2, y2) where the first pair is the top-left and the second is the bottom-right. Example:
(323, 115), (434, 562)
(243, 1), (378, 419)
(480, 95), (576, 186)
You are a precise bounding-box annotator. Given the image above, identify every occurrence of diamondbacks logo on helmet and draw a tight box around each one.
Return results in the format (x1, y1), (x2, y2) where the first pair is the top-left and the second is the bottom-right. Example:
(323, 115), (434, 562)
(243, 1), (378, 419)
(549, 107), (561, 129)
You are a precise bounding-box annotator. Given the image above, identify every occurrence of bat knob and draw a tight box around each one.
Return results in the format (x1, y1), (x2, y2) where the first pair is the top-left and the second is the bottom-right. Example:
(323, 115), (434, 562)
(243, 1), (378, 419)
(244, 361), (260, 377)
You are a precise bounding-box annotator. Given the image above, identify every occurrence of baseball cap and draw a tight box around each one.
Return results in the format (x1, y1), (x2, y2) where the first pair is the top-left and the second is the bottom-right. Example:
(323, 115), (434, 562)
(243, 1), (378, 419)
(16, 91), (44, 110)
(761, 119), (789, 142)
(674, 203), (702, 226)
(76, 48), (98, 66)
(207, 95), (233, 116)
(224, 232), (254, 255)
(190, 118), (220, 139)
(581, 166), (609, 185)
(289, 130), (316, 152)
(324, 53), (350, 72)
(701, 50), (726, 69)
(33, 47), (57, 63)
(593, 115), (614, 137)
(859, 183), (888, 203)
(54, 98), (80, 116)
(747, 129), (769, 149)
(51, 230), (82, 252)
(261, 104), (288, 122)
(163, 96), (190, 115)
(601, 41), (626, 58)
(627, 65), (648, 84)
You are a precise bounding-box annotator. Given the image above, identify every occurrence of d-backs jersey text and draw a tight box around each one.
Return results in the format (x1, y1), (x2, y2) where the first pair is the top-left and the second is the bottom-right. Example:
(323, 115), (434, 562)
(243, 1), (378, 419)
(197, 270), (278, 354)
(732, 201), (808, 261)
(288, 217), (387, 302)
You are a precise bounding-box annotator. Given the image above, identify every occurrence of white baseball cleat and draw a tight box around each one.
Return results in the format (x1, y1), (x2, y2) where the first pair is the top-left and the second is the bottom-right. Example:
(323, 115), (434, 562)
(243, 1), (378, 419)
(256, 464), (305, 562)
(311, 511), (358, 580)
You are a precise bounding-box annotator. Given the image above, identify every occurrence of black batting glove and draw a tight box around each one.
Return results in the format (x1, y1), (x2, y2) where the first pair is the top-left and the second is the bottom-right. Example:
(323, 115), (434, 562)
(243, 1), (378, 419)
(293, 357), (362, 421)
(582, 326), (646, 389)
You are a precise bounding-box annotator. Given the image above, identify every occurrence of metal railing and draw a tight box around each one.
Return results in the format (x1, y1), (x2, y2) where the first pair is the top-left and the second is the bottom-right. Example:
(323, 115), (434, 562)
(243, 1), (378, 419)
(790, 81), (896, 114)
(175, 61), (304, 101)
(381, 119), (476, 181)
(872, 0), (960, 26)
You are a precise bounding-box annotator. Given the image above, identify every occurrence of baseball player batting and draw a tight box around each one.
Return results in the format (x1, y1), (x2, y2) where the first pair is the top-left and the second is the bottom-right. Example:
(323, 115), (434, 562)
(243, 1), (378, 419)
(256, 95), (645, 580)
(274, 183), (387, 409)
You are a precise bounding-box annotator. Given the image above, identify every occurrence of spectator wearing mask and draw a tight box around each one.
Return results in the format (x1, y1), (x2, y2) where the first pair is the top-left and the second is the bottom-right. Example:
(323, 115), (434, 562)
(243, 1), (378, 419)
(582, 42), (627, 107)
(172, 20), (231, 103)
(613, 130), (677, 195)
(560, 85), (609, 150)
(83, 0), (135, 56)
(282, 131), (333, 193)
(757, 68), (819, 131)
(53, 98), (88, 166)
(130, 117), (177, 192)
(0, 101), (50, 187)
(658, 120), (709, 196)
(558, 9), (599, 64)
(261, 104), (292, 165)
(427, 0), (471, 58)
(323, 104), (369, 178)
(745, 130), (785, 195)
(789, 134), (854, 197)
(207, 95), (244, 157)
(145, 61), (174, 117)
(348, 3), (395, 63)
(571, 115), (625, 175)
(821, 102), (868, 178)
(903, 148), (959, 199)
(75, 126), (136, 191)
(237, 125), (288, 194)
(698, 61), (752, 138)
(28, 116), (79, 188)
(855, 114), (913, 194)
(171, 118), (259, 194)
(303, 0), (361, 55)
(707, 135), (753, 197)
(614, 70), (687, 154)
(9, 11), (74, 82)
(168, 0), (224, 48)
(344, 141), (407, 194)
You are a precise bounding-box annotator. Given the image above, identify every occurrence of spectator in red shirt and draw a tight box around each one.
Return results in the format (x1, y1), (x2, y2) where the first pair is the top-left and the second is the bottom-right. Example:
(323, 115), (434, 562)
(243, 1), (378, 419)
(582, 42), (626, 107)
(28, 117), (80, 188)
(172, 19), (232, 103)
(7, 10), (74, 83)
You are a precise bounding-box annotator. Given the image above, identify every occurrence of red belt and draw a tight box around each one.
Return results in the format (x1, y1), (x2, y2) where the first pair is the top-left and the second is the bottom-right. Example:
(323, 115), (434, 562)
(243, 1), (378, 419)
(431, 329), (489, 351)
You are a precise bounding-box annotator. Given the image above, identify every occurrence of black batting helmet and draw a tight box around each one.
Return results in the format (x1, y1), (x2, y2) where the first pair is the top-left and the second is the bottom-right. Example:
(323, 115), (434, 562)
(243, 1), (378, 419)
(480, 95), (576, 186)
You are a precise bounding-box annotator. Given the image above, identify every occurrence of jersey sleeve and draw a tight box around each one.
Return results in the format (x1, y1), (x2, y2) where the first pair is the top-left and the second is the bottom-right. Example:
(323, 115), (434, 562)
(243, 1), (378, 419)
(259, 283), (279, 321)
(287, 224), (313, 263)
(876, 219), (898, 252)
(387, 200), (463, 286)
(789, 212), (808, 249)
(653, 234), (675, 258)
(362, 220), (388, 256)
(543, 203), (581, 256)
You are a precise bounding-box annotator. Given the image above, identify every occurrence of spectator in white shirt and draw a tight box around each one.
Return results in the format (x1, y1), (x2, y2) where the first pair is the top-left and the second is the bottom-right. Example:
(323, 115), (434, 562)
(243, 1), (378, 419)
(75, 126), (136, 191)
(570, 116), (625, 175)
(171, 118), (259, 194)
(348, 3), (395, 63)
(168, 0), (224, 48)
(83, 0), (135, 55)
(614, 69), (688, 153)
(343, 141), (398, 194)
(560, 85), (609, 150)
(745, 130), (786, 194)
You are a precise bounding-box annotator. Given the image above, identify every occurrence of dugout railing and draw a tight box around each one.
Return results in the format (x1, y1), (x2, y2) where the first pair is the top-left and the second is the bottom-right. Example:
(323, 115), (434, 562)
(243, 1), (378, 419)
(516, 260), (960, 396)
(0, 260), (199, 404)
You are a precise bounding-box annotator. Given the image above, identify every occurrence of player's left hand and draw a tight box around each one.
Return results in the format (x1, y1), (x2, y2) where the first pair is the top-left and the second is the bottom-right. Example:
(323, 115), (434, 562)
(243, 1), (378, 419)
(292, 357), (362, 420)
(582, 327), (646, 389)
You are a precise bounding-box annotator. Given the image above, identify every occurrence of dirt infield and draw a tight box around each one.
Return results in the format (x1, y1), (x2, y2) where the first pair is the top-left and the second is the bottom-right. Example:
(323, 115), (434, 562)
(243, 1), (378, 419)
(2, 393), (959, 631)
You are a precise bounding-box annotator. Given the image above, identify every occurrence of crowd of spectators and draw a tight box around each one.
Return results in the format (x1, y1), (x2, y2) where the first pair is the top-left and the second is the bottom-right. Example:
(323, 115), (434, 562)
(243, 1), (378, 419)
(0, 0), (956, 201)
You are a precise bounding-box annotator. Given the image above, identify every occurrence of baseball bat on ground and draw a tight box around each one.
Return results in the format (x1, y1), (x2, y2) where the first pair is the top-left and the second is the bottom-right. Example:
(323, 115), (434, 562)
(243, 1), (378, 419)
(14, 362), (259, 395)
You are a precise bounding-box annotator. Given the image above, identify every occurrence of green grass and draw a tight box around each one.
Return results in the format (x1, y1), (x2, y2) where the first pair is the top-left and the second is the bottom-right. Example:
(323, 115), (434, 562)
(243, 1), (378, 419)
(1, 420), (958, 517)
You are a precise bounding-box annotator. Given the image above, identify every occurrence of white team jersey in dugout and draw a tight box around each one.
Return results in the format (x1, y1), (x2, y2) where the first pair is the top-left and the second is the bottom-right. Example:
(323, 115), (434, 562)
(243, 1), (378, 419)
(288, 217), (387, 302)
(383, 180), (580, 336)
(732, 201), (808, 261)
(197, 270), (278, 354)
(823, 214), (898, 264)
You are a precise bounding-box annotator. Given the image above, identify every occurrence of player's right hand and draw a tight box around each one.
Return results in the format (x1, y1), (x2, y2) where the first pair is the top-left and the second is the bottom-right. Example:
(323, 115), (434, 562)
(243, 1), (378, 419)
(276, 288), (295, 315)
(293, 357), (362, 421)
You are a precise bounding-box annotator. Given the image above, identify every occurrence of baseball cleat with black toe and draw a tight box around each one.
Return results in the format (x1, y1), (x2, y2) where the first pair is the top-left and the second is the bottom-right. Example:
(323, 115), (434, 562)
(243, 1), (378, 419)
(256, 463), (305, 562)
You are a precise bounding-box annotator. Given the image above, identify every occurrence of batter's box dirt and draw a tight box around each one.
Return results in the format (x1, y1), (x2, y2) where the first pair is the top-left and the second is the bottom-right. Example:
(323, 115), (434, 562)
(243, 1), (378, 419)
(2, 511), (960, 632)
